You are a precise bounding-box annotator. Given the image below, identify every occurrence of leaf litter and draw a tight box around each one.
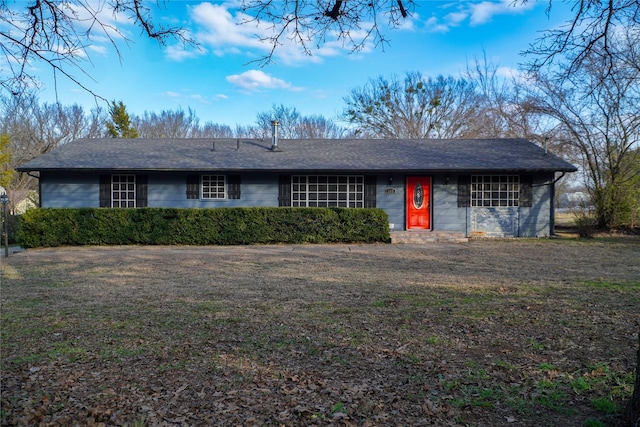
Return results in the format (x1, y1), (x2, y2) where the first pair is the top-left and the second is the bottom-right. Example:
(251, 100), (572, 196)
(1, 239), (639, 426)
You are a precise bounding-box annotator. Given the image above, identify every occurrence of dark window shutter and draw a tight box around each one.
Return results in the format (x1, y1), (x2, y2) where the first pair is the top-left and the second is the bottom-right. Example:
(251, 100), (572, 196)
(99, 175), (111, 207)
(364, 175), (377, 208)
(186, 175), (199, 199)
(278, 175), (291, 206)
(136, 175), (148, 207)
(457, 175), (471, 207)
(520, 175), (533, 207)
(227, 175), (241, 199)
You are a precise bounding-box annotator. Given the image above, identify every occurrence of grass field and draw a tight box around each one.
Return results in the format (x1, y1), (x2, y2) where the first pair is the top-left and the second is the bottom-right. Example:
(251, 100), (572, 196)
(1, 238), (639, 426)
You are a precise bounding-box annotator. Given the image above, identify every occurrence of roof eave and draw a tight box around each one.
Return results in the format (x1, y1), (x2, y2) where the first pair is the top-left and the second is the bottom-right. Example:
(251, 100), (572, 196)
(18, 166), (579, 173)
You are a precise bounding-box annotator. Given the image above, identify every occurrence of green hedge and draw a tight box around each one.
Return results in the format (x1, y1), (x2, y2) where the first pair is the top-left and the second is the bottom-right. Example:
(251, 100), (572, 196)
(17, 207), (390, 248)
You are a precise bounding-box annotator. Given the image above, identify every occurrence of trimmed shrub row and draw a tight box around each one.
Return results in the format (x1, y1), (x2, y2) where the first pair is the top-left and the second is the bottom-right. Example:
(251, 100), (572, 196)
(17, 207), (390, 248)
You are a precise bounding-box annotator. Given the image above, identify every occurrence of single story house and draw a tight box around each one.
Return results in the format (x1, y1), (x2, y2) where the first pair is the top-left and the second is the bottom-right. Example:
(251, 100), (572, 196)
(16, 135), (577, 238)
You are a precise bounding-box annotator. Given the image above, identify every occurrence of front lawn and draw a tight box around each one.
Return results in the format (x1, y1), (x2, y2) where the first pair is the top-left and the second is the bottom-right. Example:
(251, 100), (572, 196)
(1, 239), (638, 426)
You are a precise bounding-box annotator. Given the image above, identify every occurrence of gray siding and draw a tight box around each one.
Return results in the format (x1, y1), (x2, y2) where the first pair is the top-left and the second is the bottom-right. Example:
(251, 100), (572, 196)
(148, 173), (278, 208)
(39, 171), (556, 238)
(41, 172), (99, 208)
(518, 174), (553, 237)
(433, 175), (466, 232)
(376, 174), (404, 230)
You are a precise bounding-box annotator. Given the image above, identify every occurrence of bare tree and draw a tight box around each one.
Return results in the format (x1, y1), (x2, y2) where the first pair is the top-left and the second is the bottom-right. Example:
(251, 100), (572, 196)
(464, 55), (541, 141)
(0, 0), (194, 98)
(240, 0), (414, 65)
(1, 92), (104, 164)
(0, 91), (106, 198)
(525, 37), (640, 229)
(253, 103), (347, 138)
(196, 122), (237, 138)
(343, 72), (481, 139)
(526, 0), (640, 78)
(135, 108), (201, 138)
(255, 104), (302, 138)
(296, 115), (346, 139)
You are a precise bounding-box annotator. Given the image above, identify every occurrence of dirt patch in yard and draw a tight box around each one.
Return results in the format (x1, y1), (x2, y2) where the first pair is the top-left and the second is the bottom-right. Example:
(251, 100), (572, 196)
(1, 239), (639, 426)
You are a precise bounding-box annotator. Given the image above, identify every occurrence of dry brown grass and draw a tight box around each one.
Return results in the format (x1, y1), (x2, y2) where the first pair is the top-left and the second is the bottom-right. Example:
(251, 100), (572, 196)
(1, 239), (639, 426)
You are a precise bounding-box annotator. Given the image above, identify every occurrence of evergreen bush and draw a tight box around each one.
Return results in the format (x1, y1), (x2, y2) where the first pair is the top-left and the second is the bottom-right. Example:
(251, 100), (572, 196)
(17, 207), (390, 248)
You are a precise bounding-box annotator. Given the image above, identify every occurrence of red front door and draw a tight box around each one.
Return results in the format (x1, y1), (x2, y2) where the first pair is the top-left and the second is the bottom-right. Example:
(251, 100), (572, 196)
(406, 176), (431, 230)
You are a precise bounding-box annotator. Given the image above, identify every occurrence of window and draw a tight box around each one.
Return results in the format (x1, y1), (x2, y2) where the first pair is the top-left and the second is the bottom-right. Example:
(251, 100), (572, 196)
(186, 175), (241, 200)
(471, 175), (520, 207)
(100, 175), (147, 208)
(112, 175), (136, 208)
(291, 175), (364, 208)
(202, 175), (226, 199)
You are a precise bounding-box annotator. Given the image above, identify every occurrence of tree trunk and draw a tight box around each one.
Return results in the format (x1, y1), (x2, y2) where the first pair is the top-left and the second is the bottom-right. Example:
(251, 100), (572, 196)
(623, 329), (640, 427)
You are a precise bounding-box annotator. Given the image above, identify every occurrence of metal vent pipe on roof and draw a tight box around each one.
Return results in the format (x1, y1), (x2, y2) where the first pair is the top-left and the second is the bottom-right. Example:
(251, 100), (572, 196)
(271, 120), (280, 151)
(544, 136), (549, 154)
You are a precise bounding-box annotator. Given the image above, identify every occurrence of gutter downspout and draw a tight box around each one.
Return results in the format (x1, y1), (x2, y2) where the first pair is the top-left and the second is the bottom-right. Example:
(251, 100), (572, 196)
(550, 171), (566, 236)
(25, 171), (42, 208)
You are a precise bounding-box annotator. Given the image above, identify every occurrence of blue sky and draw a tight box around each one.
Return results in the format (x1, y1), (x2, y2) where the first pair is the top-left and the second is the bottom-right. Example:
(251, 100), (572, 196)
(31, 0), (575, 128)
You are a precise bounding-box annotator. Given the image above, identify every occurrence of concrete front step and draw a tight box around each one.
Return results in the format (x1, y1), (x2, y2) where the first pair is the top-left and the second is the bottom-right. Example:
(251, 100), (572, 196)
(390, 231), (468, 244)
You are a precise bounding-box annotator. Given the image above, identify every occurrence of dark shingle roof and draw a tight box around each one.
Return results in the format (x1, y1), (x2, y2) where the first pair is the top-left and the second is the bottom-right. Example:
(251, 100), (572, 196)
(17, 138), (577, 173)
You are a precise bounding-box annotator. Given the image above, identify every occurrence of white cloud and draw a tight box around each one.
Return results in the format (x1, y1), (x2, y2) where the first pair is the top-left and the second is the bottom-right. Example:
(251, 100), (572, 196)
(424, 0), (537, 32)
(165, 44), (205, 62)
(87, 45), (108, 55)
(446, 11), (469, 26)
(468, 0), (536, 26)
(226, 70), (296, 91)
(496, 66), (531, 84)
(396, 12), (419, 31)
(496, 66), (519, 79)
(189, 3), (267, 51)
(186, 2), (355, 65)
(188, 94), (212, 105)
(161, 91), (213, 105)
(425, 16), (451, 34)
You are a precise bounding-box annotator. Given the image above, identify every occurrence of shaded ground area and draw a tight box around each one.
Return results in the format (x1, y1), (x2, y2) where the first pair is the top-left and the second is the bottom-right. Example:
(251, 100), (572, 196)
(1, 239), (639, 426)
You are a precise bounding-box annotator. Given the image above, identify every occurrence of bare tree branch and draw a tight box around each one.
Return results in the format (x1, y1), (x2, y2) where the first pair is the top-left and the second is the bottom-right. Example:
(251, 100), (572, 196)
(525, 0), (640, 79)
(0, 0), (195, 99)
(240, 0), (415, 66)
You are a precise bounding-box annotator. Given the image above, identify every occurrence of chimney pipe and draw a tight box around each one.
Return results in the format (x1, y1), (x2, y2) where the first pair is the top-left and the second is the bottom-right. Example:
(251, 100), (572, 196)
(544, 136), (549, 155)
(271, 120), (280, 151)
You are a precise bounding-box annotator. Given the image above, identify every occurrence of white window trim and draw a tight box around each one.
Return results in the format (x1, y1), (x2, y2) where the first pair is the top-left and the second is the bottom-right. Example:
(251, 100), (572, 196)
(201, 175), (227, 200)
(111, 174), (136, 208)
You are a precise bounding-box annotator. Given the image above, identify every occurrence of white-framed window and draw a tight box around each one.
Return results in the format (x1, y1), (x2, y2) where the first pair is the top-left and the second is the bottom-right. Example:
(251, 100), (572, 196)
(112, 174), (136, 208)
(471, 175), (520, 207)
(291, 175), (364, 208)
(202, 175), (226, 199)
